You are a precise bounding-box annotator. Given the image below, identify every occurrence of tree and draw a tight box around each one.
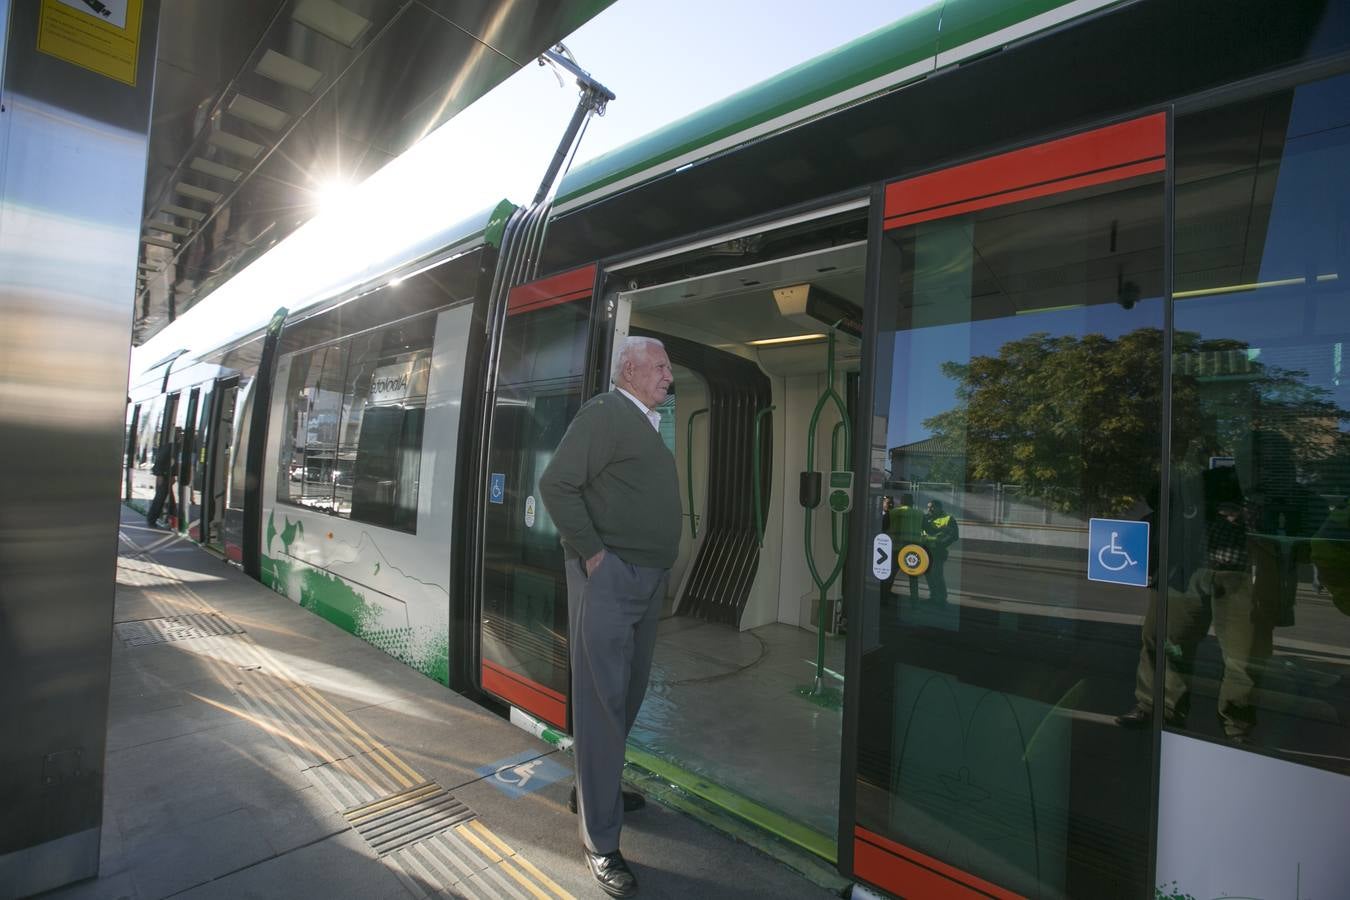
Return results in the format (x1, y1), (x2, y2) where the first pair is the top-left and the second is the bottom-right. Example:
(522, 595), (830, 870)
(919, 328), (1346, 517)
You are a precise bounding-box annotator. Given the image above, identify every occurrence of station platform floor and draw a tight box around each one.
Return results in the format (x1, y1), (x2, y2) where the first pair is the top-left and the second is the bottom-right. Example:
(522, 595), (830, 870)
(45, 509), (845, 900)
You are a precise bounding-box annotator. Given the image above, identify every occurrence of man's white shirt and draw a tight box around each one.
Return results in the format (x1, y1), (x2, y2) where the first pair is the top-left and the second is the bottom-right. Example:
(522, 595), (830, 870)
(616, 387), (662, 433)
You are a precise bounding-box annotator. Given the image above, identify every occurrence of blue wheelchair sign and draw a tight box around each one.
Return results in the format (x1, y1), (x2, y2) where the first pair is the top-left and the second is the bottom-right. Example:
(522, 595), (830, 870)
(1088, 518), (1149, 586)
(489, 473), (505, 505)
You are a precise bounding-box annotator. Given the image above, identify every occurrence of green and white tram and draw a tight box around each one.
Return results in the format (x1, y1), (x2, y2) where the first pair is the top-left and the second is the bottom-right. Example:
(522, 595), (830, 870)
(126, 2), (1350, 897)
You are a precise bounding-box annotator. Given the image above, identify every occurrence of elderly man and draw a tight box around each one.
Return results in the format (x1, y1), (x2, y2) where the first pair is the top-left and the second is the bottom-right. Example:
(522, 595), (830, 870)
(539, 336), (681, 898)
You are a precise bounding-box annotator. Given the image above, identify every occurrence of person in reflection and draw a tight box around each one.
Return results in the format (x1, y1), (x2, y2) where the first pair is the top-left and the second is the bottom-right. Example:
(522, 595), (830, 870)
(539, 336), (681, 899)
(146, 440), (177, 529)
(1119, 455), (1270, 743)
(886, 493), (924, 603)
(922, 499), (959, 604)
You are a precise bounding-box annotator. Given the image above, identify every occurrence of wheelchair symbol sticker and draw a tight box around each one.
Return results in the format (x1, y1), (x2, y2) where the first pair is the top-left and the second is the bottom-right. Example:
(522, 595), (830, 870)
(476, 750), (569, 799)
(1087, 518), (1149, 586)
(489, 473), (505, 505)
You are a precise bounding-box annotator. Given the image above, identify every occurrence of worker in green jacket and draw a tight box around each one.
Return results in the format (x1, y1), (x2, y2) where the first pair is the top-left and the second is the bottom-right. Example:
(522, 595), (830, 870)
(885, 492), (924, 602)
(922, 499), (959, 604)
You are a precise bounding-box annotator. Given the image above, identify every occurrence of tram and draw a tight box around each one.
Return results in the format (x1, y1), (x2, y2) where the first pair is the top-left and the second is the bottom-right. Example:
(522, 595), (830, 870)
(125, 2), (1350, 897)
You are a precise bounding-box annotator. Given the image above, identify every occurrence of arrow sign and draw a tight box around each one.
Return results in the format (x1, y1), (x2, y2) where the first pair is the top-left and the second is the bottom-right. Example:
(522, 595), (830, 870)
(872, 533), (893, 580)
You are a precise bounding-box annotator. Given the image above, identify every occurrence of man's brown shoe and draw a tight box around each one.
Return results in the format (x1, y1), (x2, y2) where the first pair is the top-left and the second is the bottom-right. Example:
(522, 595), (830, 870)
(584, 849), (637, 898)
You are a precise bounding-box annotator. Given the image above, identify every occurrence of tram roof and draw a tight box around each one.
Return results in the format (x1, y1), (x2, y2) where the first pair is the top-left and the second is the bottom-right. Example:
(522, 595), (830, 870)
(553, 0), (1125, 214)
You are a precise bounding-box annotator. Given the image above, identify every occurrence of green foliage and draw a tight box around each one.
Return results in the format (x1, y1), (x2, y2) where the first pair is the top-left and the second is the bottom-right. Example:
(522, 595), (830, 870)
(923, 328), (1171, 516)
(921, 327), (1348, 516)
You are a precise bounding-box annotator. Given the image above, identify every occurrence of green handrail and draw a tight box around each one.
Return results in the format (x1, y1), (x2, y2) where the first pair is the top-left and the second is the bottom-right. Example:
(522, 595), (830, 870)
(803, 324), (851, 694)
(686, 407), (709, 539)
(753, 405), (775, 547)
(830, 419), (848, 555)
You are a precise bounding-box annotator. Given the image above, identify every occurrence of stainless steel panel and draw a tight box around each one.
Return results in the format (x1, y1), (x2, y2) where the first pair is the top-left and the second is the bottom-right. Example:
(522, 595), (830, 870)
(0, 1), (161, 895)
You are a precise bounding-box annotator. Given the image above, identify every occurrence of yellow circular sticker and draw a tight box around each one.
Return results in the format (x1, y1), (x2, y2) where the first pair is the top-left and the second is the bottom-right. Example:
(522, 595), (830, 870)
(898, 543), (930, 576)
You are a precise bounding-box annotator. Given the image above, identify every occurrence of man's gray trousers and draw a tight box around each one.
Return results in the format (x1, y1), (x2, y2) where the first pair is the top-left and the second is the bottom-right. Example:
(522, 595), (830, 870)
(565, 553), (667, 854)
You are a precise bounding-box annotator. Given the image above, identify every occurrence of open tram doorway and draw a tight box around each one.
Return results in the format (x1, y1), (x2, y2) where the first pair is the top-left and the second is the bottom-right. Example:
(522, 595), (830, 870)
(606, 207), (867, 854)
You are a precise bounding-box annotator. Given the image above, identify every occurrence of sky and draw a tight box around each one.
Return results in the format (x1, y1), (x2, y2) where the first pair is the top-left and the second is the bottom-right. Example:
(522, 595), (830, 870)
(130, 0), (934, 373)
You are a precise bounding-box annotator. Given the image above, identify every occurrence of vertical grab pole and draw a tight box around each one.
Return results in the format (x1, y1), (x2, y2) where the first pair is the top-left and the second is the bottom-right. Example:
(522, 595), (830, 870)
(686, 407), (709, 539)
(753, 406), (775, 547)
(802, 324), (851, 695)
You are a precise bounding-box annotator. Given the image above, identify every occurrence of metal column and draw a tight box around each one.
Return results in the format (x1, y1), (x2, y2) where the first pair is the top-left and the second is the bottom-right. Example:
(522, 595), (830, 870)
(0, 1), (161, 895)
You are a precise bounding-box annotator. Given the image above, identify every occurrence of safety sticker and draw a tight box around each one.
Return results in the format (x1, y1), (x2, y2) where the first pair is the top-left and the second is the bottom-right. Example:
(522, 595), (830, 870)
(525, 495), (536, 528)
(39, 0), (143, 86)
(872, 533), (892, 580)
(489, 473), (505, 504)
(1087, 518), (1149, 586)
(476, 750), (569, 799)
(897, 543), (930, 577)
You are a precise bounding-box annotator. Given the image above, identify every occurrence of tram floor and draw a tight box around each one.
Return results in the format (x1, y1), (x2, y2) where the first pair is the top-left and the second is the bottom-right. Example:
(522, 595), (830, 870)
(56, 508), (841, 900)
(631, 616), (847, 845)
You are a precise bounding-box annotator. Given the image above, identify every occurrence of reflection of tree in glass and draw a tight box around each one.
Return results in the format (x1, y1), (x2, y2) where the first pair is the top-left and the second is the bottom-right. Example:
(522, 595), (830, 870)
(922, 329), (1348, 517)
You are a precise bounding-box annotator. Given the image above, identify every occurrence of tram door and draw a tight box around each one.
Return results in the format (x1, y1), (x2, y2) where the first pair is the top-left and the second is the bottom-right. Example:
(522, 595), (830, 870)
(479, 265), (599, 728)
(844, 115), (1167, 899)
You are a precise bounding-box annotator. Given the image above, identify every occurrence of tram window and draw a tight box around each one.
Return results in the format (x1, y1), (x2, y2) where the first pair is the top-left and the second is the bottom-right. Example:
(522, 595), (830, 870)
(1167, 71), (1350, 773)
(276, 315), (434, 533)
(859, 122), (1165, 897)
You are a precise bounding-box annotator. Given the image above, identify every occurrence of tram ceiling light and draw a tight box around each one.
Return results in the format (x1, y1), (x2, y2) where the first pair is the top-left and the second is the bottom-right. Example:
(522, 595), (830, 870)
(1173, 273), (1339, 299)
(175, 182), (223, 204)
(160, 203), (207, 222)
(190, 157), (244, 182)
(227, 94), (290, 131)
(747, 333), (827, 347)
(292, 0), (371, 47)
(143, 234), (178, 250)
(255, 49), (324, 93)
(206, 129), (264, 160)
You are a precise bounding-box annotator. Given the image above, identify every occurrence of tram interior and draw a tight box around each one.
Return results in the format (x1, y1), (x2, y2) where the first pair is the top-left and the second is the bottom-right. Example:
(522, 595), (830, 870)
(615, 239), (865, 841)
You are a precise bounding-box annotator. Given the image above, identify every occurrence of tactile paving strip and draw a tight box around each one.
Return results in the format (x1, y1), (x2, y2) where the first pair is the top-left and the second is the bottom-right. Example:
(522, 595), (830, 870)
(115, 612), (245, 646)
(344, 782), (476, 856)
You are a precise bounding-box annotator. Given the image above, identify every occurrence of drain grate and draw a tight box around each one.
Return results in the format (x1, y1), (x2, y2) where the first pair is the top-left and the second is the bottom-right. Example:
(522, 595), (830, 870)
(115, 613), (245, 647)
(344, 782), (475, 856)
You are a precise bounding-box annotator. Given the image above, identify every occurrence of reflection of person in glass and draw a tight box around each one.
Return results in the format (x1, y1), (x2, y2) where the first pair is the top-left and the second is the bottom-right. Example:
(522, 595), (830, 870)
(922, 499), (958, 604)
(885, 493), (923, 602)
(146, 440), (177, 529)
(1119, 456), (1272, 743)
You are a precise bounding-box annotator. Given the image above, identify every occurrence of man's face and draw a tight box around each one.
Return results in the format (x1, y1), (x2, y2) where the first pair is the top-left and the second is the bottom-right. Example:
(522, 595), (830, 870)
(627, 346), (673, 408)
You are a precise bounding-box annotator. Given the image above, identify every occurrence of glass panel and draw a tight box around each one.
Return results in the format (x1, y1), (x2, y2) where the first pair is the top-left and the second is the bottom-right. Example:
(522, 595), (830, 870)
(481, 298), (593, 720)
(277, 344), (349, 515)
(1166, 72), (1350, 770)
(858, 167), (1164, 896)
(275, 316), (434, 532)
(341, 317), (435, 531)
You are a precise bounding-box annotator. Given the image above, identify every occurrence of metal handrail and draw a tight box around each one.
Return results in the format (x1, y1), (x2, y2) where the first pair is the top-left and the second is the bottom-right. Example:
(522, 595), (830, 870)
(753, 406), (775, 547)
(686, 407), (709, 539)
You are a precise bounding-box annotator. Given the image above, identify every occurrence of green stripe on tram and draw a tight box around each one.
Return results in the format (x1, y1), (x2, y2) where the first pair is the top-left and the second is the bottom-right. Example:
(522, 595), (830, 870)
(555, 0), (1122, 211)
(622, 745), (838, 864)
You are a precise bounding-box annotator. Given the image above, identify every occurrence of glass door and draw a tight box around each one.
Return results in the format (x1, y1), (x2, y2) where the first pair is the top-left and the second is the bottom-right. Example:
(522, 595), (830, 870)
(844, 114), (1167, 899)
(480, 265), (598, 728)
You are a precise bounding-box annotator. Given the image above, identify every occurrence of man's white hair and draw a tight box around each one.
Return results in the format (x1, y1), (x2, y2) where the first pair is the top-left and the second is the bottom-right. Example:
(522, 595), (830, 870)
(611, 336), (666, 385)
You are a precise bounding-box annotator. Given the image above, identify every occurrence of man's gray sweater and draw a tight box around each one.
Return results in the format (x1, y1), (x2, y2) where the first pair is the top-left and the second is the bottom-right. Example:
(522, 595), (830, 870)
(539, 390), (682, 569)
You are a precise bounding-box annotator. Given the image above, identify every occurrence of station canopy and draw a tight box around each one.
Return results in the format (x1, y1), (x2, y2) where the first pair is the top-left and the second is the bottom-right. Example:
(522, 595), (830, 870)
(133, 0), (615, 345)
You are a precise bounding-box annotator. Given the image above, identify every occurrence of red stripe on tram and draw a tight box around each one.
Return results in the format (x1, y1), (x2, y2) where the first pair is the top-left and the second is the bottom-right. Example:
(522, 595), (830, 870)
(506, 264), (597, 316)
(884, 112), (1166, 230)
(481, 659), (567, 729)
(853, 826), (1026, 900)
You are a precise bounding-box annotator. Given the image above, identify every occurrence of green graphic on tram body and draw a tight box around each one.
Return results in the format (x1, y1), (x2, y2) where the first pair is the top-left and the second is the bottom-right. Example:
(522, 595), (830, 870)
(262, 512), (449, 685)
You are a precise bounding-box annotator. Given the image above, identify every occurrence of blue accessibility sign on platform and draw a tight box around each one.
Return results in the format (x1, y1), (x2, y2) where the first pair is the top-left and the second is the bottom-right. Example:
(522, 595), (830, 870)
(477, 750), (569, 799)
(489, 473), (505, 504)
(1087, 518), (1150, 586)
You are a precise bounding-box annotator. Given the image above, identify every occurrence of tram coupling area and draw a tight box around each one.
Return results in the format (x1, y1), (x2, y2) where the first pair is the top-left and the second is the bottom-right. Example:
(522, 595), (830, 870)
(44, 509), (840, 900)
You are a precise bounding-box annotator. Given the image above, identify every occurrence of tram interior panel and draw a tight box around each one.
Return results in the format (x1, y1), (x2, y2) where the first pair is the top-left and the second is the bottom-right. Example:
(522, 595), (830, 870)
(613, 233), (866, 840)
